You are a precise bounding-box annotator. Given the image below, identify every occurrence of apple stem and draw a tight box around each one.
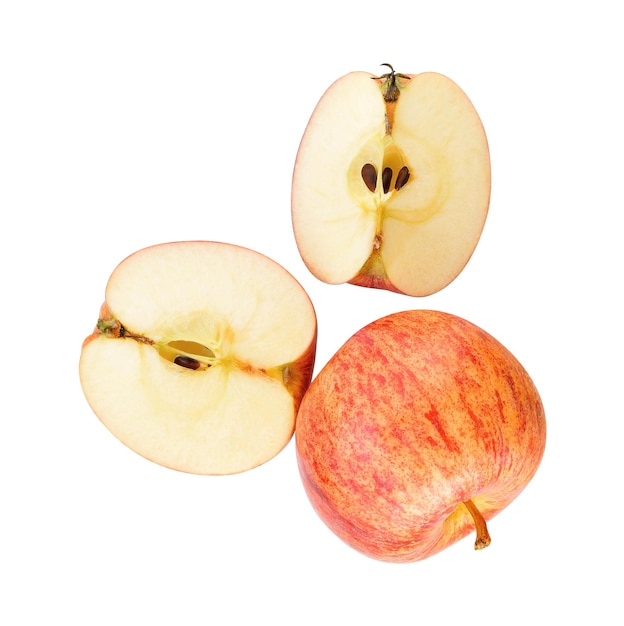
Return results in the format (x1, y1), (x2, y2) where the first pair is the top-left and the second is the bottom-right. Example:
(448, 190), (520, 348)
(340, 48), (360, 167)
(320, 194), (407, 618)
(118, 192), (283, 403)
(375, 63), (411, 103)
(462, 499), (491, 551)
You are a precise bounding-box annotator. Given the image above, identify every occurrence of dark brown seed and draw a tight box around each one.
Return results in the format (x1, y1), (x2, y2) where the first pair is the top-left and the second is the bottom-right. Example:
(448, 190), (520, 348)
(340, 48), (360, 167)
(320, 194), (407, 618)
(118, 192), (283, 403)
(382, 167), (392, 194)
(361, 164), (377, 192)
(174, 355), (201, 370)
(395, 166), (410, 190)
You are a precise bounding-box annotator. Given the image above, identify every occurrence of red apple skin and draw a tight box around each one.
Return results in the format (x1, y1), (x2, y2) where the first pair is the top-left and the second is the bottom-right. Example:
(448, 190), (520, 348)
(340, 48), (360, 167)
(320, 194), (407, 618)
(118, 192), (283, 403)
(296, 310), (546, 563)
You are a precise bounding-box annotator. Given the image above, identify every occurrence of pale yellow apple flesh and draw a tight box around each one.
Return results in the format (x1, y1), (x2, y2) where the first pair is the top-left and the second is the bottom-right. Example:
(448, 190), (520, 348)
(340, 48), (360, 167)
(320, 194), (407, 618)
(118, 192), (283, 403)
(79, 241), (317, 475)
(295, 310), (546, 562)
(292, 67), (491, 296)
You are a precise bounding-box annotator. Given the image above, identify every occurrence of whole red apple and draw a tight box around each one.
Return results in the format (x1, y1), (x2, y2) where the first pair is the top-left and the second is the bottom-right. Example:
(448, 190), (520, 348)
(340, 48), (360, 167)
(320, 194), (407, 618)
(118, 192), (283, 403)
(296, 310), (546, 562)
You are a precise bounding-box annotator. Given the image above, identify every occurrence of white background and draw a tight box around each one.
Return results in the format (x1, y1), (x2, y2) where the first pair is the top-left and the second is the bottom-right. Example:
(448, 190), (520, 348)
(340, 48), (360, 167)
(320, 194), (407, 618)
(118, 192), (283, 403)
(2, 1), (621, 624)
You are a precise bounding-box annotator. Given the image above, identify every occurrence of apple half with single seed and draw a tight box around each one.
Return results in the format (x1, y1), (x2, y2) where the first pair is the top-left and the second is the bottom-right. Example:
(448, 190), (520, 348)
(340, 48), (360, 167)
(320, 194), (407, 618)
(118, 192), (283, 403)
(296, 310), (546, 562)
(79, 241), (317, 475)
(292, 65), (491, 296)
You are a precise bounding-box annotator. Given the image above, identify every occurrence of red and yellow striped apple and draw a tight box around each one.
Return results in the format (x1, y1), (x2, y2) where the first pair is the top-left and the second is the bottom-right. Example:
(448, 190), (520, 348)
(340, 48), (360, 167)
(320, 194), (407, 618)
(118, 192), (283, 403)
(296, 310), (546, 562)
(80, 241), (317, 475)
(291, 65), (491, 297)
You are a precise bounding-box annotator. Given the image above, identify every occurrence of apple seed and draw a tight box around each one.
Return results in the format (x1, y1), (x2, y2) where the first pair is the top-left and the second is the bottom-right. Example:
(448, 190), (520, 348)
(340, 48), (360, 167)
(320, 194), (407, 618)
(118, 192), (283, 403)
(361, 163), (378, 192)
(174, 355), (202, 370)
(382, 167), (392, 194)
(395, 166), (410, 191)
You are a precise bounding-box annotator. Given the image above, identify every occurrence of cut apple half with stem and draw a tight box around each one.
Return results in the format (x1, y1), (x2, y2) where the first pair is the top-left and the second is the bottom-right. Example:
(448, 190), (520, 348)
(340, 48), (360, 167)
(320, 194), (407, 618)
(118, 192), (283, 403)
(79, 241), (317, 475)
(292, 64), (491, 296)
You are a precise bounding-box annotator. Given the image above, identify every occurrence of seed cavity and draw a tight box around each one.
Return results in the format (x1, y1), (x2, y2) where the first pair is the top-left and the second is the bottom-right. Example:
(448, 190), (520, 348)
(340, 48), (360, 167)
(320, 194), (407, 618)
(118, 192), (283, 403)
(395, 166), (410, 190)
(167, 340), (215, 358)
(159, 340), (216, 371)
(361, 164), (377, 192)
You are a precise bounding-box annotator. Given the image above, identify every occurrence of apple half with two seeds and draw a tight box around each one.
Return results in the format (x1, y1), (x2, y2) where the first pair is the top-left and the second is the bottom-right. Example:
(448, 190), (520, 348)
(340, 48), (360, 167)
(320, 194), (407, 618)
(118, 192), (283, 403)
(292, 65), (491, 296)
(79, 241), (317, 475)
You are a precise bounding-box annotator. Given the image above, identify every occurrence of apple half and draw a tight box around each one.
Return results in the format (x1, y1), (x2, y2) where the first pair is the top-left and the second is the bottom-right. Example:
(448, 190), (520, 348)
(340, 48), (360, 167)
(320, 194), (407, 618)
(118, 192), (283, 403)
(296, 310), (546, 562)
(292, 65), (491, 296)
(79, 241), (317, 475)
